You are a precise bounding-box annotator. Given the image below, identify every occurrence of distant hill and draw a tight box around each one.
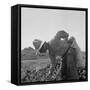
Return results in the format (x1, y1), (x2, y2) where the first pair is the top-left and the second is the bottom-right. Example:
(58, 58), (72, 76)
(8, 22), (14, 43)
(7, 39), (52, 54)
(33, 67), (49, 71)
(21, 47), (49, 60)
(21, 47), (37, 60)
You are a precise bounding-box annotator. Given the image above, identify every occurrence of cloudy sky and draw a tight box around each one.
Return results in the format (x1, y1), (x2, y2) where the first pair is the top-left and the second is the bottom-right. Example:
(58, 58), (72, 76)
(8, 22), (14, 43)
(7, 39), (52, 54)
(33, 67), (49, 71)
(21, 7), (86, 51)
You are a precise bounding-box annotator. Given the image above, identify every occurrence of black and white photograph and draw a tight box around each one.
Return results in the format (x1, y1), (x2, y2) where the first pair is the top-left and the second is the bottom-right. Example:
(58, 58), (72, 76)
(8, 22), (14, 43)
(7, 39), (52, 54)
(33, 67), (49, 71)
(0, 0), (90, 89)
(20, 5), (87, 84)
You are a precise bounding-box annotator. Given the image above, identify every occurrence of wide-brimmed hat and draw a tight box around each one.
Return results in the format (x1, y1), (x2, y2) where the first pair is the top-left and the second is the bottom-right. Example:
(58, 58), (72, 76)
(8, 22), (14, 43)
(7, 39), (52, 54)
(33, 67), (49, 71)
(33, 39), (42, 49)
(55, 30), (69, 39)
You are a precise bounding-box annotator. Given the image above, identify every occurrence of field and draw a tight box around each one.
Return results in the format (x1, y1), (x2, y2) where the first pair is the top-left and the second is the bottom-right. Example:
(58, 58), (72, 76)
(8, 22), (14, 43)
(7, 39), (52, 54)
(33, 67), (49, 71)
(21, 57), (86, 83)
(21, 58), (50, 72)
(21, 58), (52, 82)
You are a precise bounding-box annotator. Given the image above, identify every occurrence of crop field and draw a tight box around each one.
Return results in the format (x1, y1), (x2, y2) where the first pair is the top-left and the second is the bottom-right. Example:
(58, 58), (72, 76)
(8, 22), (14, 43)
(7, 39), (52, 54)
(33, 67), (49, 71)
(21, 57), (86, 83)
(21, 58), (52, 82)
(21, 58), (50, 72)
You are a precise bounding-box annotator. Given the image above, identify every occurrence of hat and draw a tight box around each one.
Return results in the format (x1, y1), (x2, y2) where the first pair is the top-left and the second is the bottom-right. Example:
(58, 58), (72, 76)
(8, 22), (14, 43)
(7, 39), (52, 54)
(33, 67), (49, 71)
(33, 39), (42, 49)
(55, 30), (69, 39)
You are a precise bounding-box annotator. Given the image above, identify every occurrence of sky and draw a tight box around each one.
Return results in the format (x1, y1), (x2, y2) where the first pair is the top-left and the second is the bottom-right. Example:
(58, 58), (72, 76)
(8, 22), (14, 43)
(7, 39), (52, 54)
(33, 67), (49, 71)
(21, 7), (86, 51)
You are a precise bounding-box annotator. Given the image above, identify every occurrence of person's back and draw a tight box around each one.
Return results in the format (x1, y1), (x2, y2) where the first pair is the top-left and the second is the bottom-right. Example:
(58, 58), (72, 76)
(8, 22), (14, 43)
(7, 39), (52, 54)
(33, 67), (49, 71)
(49, 30), (70, 56)
(49, 38), (69, 56)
